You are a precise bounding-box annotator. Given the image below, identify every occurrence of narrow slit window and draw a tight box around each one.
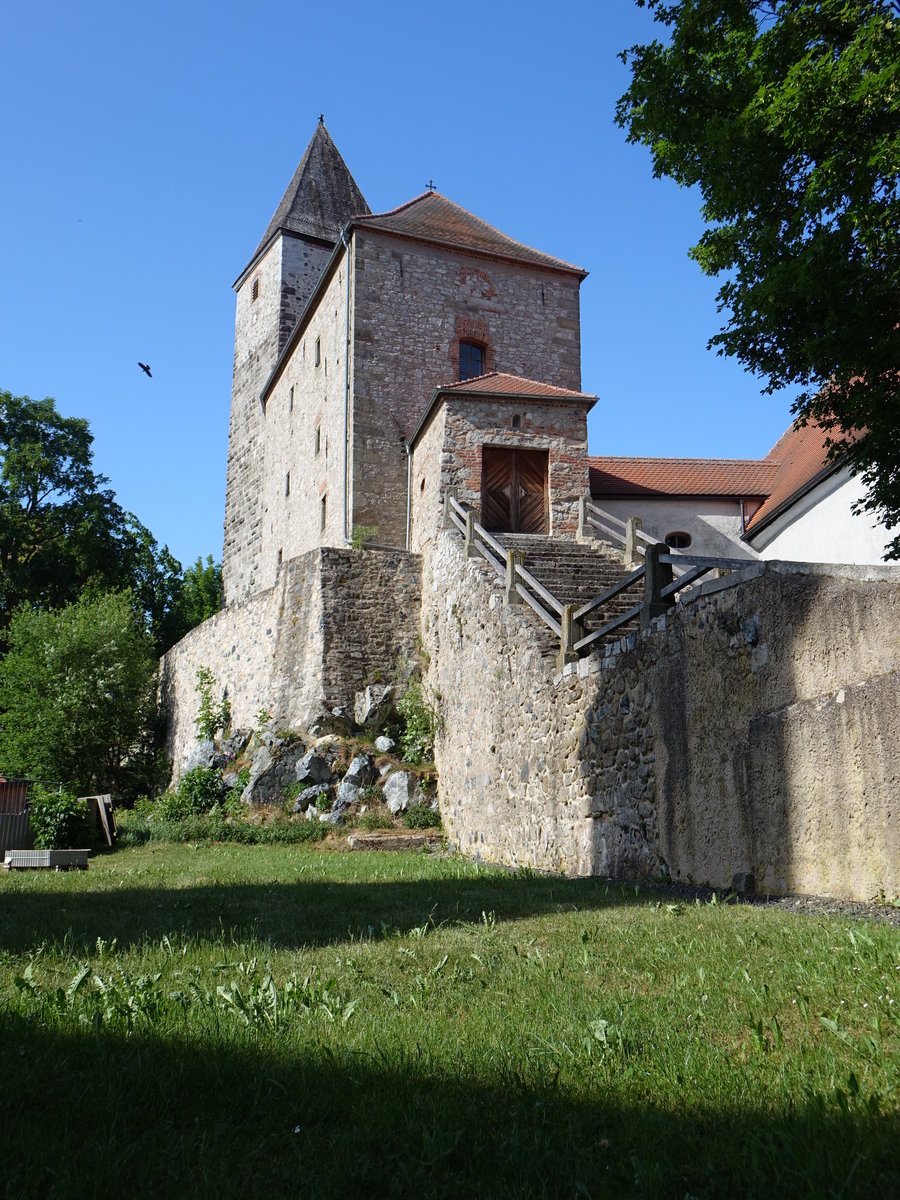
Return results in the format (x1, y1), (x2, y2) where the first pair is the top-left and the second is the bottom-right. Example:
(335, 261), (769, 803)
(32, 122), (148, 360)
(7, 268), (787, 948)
(251, 277), (260, 302)
(315, 337), (321, 367)
(285, 471), (291, 497)
(314, 426), (321, 456)
(289, 385), (294, 413)
(320, 494), (327, 533)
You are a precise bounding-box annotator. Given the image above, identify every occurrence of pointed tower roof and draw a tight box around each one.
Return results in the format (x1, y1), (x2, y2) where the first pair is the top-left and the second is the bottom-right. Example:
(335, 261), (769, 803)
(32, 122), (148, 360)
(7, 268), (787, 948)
(355, 191), (586, 277)
(240, 120), (369, 279)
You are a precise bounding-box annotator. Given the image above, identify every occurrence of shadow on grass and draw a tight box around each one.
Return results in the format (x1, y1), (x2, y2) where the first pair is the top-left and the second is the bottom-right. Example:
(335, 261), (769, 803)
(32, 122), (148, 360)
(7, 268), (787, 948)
(0, 871), (656, 953)
(1, 1012), (895, 1200)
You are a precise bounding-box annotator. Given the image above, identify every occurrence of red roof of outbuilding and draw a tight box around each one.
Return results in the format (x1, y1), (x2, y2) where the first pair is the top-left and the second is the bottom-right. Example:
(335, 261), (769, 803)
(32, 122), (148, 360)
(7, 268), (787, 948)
(589, 456), (778, 498)
(744, 420), (852, 531)
(441, 372), (594, 400)
(354, 192), (587, 276)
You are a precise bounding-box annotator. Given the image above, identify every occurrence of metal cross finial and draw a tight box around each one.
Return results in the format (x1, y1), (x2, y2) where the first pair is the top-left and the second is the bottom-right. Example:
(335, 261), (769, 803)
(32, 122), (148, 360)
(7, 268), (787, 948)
(426, 179), (436, 192)
(319, 113), (324, 124)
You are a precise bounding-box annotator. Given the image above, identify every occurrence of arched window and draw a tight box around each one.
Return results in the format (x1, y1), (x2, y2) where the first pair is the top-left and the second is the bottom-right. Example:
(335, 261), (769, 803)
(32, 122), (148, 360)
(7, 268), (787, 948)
(458, 341), (484, 381)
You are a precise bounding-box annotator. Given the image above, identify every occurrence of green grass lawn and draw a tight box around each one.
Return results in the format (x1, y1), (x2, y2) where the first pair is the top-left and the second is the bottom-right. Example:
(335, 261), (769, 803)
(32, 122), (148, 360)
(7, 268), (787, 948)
(1, 843), (897, 1199)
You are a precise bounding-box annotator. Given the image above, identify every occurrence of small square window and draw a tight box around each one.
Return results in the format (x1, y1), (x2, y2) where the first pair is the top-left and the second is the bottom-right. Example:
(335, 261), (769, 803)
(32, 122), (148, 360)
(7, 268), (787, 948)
(459, 341), (484, 381)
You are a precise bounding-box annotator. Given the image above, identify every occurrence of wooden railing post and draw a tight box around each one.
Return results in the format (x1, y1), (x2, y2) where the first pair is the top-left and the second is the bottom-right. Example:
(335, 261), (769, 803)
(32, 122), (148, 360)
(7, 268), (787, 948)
(641, 543), (675, 629)
(624, 516), (643, 568)
(505, 549), (524, 605)
(442, 487), (459, 530)
(464, 508), (479, 558)
(577, 496), (593, 543)
(558, 604), (584, 670)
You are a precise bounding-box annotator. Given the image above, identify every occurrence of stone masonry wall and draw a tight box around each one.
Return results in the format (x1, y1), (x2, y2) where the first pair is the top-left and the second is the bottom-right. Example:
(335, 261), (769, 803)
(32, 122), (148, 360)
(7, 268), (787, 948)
(162, 547), (421, 776)
(410, 395), (591, 547)
(260, 253), (351, 589)
(223, 235), (333, 604)
(424, 531), (899, 900)
(351, 230), (584, 549)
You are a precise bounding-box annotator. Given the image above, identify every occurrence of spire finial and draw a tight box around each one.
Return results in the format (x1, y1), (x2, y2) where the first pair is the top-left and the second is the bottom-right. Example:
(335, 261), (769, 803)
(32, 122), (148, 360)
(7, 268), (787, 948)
(426, 179), (436, 192)
(319, 113), (324, 124)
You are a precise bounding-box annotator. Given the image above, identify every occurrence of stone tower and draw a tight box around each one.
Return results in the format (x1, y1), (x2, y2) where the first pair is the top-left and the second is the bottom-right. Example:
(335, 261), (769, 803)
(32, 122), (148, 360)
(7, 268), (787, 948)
(222, 120), (369, 604)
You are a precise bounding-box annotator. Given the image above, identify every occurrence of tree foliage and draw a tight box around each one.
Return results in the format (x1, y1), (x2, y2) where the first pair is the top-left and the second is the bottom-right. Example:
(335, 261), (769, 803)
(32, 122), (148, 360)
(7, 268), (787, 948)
(0, 591), (161, 796)
(617, 1), (900, 555)
(0, 390), (221, 651)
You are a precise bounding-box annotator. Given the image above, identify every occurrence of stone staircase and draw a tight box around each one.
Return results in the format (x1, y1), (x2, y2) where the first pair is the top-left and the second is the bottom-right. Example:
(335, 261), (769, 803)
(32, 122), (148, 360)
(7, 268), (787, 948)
(496, 535), (645, 659)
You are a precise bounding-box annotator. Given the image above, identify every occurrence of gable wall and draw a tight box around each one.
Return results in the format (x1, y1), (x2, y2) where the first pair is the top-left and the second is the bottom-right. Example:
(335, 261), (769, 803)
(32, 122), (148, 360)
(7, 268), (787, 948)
(351, 231), (583, 547)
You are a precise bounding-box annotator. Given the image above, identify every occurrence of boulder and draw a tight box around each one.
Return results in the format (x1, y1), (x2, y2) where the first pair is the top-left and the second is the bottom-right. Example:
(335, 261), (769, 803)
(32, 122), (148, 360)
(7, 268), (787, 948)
(318, 808), (344, 826)
(295, 752), (331, 787)
(221, 729), (252, 758)
(302, 705), (351, 738)
(383, 770), (424, 815)
(374, 735), (395, 754)
(242, 743), (308, 807)
(291, 784), (333, 814)
(354, 685), (396, 730)
(184, 739), (229, 773)
(343, 754), (376, 788)
(335, 779), (362, 809)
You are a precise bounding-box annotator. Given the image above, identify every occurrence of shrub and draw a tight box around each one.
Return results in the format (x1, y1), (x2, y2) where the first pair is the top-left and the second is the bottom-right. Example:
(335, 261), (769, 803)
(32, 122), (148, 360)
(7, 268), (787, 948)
(195, 667), (230, 741)
(358, 808), (395, 832)
(176, 765), (224, 813)
(224, 767), (250, 816)
(0, 592), (159, 796)
(402, 806), (442, 831)
(29, 785), (87, 849)
(397, 682), (435, 764)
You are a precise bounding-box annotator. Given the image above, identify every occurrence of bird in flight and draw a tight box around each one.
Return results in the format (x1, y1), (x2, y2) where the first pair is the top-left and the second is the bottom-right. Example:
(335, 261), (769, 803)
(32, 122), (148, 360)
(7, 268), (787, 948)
(138, 362), (152, 378)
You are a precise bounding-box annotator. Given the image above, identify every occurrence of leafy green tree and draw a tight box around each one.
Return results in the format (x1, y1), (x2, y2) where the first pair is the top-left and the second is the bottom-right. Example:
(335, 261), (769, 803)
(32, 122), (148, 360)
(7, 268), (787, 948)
(0, 390), (218, 652)
(617, 1), (900, 555)
(0, 591), (160, 796)
(178, 555), (223, 631)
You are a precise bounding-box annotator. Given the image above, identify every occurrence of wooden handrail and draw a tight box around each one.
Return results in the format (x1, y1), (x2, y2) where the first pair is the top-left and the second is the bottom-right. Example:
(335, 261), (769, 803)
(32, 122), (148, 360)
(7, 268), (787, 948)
(659, 565), (711, 599)
(515, 563), (564, 616)
(572, 565), (646, 622)
(585, 501), (626, 532)
(516, 582), (562, 637)
(574, 602), (643, 653)
(658, 552), (749, 571)
(472, 519), (508, 561)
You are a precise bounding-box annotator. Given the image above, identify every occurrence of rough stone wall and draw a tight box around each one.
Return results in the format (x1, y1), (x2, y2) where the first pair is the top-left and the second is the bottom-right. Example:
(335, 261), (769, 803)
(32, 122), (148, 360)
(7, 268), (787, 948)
(223, 235), (333, 604)
(410, 395), (591, 544)
(162, 547), (421, 776)
(351, 231), (584, 548)
(260, 253), (351, 589)
(424, 531), (899, 900)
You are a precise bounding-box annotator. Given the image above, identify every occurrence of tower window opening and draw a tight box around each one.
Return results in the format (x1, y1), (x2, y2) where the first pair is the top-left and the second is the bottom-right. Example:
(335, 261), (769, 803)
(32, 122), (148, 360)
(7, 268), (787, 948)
(285, 471), (291, 497)
(315, 337), (321, 367)
(251, 277), (260, 302)
(320, 494), (327, 533)
(289, 385), (294, 413)
(314, 426), (321, 456)
(511, 414), (521, 430)
(459, 340), (484, 381)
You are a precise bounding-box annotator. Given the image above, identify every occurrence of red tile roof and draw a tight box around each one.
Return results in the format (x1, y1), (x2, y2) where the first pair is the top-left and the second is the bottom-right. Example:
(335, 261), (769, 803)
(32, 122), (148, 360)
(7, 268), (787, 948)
(744, 420), (852, 531)
(353, 192), (587, 276)
(440, 372), (595, 400)
(589, 456), (778, 498)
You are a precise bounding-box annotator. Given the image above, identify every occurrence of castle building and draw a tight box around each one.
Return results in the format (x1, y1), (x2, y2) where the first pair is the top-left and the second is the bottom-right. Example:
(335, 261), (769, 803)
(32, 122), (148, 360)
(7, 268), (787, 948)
(222, 120), (591, 603)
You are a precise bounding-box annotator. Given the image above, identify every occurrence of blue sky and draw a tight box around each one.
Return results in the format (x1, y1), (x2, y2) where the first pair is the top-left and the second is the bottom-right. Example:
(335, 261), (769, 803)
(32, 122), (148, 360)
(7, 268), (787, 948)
(1, 0), (796, 569)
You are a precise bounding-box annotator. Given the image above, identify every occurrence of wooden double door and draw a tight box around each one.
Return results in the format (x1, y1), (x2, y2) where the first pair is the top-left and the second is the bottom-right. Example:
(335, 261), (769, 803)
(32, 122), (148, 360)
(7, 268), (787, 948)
(481, 446), (549, 534)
